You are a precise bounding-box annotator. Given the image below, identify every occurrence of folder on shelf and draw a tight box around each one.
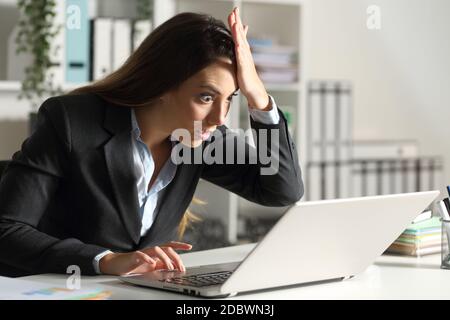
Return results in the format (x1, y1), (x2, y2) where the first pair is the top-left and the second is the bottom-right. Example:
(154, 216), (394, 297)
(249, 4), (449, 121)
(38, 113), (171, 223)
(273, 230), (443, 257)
(65, 0), (90, 83)
(90, 18), (113, 81)
(306, 81), (353, 200)
(112, 19), (132, 71)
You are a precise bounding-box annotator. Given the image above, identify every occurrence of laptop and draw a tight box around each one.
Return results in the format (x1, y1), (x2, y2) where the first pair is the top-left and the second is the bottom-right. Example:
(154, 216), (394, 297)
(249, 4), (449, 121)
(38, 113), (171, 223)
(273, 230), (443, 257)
(119, 191), (439, 298)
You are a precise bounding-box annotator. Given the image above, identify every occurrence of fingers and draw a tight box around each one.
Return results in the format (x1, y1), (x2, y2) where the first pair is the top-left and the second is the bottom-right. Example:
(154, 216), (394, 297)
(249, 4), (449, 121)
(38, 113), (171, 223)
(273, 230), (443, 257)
(160, 242), (191, 271)
(136, 251), (156, 266)
(162, 246), (186, 272)
(228, 8), (236, 30)
(234, 8), (246, 39)
(161, 241), (193, 251)
(140, 242), (192, 271)
(153, 246), (175, 270)
(229, 7), (246, 47)
(234, 7), (244, 33)
(125, 251), (156, 275)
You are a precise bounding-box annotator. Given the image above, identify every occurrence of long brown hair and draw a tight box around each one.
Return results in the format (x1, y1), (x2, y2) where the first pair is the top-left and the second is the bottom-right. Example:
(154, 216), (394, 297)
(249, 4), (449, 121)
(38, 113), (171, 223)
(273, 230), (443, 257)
(67, 12), (236, 239)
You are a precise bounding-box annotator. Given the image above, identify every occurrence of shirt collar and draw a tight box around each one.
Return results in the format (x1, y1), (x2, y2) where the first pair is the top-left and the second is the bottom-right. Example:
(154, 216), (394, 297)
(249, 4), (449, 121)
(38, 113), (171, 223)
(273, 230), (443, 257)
(130, 108), (141, 140)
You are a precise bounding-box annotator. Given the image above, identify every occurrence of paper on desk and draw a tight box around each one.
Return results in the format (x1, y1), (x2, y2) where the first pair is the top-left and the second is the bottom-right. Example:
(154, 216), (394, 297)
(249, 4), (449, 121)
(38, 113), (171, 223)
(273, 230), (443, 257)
(0, 276), (112, 300)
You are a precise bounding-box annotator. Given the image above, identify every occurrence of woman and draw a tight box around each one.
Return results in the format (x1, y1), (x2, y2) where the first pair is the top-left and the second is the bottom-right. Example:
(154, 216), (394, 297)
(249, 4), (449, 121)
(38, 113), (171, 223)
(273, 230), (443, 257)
(0, 8), (303, 277)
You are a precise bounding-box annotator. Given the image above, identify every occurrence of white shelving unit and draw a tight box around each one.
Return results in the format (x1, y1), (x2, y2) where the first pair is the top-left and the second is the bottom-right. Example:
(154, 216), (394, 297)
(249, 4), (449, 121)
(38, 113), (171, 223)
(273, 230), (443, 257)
(0, 0), (144, 118)
(0, 0), (150, 157)
(0, 0), (309, 244)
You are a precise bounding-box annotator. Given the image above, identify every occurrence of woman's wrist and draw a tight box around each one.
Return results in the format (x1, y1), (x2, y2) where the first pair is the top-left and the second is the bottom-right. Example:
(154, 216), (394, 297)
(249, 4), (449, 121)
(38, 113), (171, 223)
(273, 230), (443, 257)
(99, 252), (116, 275)
(247, 92), (271, 111)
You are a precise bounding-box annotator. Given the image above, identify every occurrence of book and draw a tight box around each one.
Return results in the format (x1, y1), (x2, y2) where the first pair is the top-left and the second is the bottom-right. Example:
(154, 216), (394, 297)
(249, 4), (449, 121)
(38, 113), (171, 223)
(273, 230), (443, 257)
(385, 216), (442, 256)
(66, 0), (90, 83)
(247, 36), (298, 84)
(412, 210), (432, 224)
(386, 243), (441, 256)
(403, 216), (441, 234)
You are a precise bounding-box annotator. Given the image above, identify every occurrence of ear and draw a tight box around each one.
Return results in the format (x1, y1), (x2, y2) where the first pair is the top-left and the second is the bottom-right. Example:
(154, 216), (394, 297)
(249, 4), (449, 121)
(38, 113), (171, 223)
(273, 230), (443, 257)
(159, 90), (173, 103)
(158, 94), (168, 105)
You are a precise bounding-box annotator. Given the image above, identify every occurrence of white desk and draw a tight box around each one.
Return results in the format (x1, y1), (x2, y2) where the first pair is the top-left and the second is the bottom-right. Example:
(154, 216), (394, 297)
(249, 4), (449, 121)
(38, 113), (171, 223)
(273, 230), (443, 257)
(13, 244), (450, 300)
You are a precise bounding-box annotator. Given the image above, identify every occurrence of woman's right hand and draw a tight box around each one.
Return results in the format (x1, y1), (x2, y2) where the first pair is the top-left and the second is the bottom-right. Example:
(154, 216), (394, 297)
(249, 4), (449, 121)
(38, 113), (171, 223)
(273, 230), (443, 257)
(99, 241), (193, 276)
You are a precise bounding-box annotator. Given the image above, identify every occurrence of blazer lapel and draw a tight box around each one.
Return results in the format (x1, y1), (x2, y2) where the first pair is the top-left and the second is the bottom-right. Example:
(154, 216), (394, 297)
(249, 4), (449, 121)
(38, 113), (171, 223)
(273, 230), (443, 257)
(103, 103), (141, 246)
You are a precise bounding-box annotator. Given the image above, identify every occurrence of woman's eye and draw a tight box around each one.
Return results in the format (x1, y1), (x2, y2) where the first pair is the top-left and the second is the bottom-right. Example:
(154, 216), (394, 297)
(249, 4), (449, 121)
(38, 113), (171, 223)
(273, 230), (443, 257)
(199, 94), (214, 103)
(227, 93), (238, 103)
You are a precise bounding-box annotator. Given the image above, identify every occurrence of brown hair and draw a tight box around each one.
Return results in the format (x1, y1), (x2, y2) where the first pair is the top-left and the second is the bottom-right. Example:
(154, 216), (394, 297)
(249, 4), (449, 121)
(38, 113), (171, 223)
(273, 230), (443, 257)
(67, 12), (236, 239)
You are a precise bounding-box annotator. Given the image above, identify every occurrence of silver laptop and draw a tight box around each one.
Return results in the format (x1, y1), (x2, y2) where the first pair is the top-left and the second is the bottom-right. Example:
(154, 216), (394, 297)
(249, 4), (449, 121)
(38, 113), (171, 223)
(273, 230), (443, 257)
(119, 191), (439, 298)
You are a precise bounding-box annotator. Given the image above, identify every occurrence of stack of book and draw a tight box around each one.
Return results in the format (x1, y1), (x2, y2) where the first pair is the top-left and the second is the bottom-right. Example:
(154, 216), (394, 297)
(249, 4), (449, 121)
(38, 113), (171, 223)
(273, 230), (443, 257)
(385, 213), (441, 256)
(248, 37), (298, 84)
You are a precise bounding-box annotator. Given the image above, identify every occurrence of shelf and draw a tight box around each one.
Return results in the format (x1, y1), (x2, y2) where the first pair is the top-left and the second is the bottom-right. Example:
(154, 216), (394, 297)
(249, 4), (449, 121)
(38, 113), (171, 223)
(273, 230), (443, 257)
(265, 82), (301, 91)
(241, 0), (304, 5)
(175, 0), (304, 3)
(0, 0), (17, 7)
(0, 80), (91, 93)
(0, 81), (20, 92)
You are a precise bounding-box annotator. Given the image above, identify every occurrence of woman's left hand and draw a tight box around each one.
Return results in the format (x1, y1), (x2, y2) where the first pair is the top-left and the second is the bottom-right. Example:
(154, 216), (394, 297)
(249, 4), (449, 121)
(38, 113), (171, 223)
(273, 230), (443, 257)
(227, 7), (271, 111)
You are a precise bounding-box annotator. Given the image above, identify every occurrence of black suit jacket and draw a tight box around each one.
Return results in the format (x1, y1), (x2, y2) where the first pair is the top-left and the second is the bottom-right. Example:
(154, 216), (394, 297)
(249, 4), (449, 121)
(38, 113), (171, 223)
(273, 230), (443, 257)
(0, 92), (303, 277)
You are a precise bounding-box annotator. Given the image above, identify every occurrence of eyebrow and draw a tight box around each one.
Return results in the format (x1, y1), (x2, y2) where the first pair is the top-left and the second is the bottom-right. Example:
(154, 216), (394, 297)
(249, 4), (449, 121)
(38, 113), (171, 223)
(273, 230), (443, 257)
(199, 84), (239, 97)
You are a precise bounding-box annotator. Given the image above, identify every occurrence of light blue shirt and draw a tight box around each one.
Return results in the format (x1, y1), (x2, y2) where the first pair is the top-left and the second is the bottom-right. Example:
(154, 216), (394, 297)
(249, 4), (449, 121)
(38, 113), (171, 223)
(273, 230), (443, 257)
(93, 95), (281, 274)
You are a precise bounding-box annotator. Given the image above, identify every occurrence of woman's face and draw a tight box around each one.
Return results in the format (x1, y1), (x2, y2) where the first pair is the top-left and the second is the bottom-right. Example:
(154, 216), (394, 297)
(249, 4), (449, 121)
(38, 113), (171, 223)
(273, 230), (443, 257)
(162, 57), (239, 148)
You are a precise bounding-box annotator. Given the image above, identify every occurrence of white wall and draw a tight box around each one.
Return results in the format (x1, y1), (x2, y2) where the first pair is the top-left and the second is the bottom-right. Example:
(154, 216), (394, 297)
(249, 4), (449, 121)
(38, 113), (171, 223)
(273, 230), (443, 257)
(307, 0), (450, 188)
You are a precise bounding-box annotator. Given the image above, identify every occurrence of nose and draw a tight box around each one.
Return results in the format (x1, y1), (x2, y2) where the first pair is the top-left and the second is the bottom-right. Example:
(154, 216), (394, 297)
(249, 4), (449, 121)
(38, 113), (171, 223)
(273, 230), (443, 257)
(207, 101), (229, 126)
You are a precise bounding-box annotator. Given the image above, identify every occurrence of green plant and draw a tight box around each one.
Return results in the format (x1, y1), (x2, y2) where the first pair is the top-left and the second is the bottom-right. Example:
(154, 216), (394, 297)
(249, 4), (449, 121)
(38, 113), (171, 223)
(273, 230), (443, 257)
(15, 0), (63, 111)
(136, 0), (152, 20)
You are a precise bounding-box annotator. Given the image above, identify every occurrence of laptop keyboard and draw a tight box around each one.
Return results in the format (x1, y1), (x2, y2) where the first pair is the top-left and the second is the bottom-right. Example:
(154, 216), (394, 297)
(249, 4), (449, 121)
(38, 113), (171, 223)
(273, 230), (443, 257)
(159, 271), (233, 287)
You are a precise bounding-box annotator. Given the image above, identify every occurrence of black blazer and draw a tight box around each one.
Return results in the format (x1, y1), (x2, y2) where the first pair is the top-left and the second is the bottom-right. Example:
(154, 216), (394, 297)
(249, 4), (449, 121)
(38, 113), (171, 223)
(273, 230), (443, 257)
(0, 92), (303, 277)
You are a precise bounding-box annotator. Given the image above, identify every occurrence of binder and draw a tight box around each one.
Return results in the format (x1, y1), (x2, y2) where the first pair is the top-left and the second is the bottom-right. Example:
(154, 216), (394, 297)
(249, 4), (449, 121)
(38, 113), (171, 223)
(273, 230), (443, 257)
(324, 83), (336, 144)
(112, 19), (132, 71)
(351, 161), (366, 197)
(422, 157), (443, 191)
(339, 159), (352, 198)
(90, 18), (113, 81)
(65, 0), (90, 83)
(47, 0), (66, 86)
(306, 80), (353, 200)
(380, 160), (392, 195)
(132, 19), (153, 51)
(306, 162), (322, 201)
(365, 161), (378, 196)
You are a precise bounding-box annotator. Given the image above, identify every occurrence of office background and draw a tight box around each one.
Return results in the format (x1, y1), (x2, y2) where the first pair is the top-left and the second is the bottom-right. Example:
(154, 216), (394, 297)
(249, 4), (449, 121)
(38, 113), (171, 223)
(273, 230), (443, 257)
(0, 0), (449, 249)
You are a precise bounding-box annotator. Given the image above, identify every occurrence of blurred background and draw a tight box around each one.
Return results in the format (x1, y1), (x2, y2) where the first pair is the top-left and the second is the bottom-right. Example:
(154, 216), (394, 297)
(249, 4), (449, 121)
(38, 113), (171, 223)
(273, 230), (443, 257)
(0, 0), (449, 251)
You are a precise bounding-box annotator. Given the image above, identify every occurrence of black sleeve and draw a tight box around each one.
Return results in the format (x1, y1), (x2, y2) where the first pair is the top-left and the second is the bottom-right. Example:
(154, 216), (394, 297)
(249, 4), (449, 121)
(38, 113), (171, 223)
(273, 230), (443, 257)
(0, 97), (108, 276)
(200, 108), (304, 207)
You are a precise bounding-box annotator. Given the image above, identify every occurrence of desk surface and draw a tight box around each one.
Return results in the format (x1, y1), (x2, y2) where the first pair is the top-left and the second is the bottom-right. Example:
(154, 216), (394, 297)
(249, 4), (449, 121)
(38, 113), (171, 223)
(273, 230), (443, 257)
(13, 244), (450, 300)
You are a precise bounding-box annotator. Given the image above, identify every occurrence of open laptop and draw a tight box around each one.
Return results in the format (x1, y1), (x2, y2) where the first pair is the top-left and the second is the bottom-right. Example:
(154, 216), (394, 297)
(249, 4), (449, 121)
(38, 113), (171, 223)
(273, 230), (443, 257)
(119, 191), (439, 298)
